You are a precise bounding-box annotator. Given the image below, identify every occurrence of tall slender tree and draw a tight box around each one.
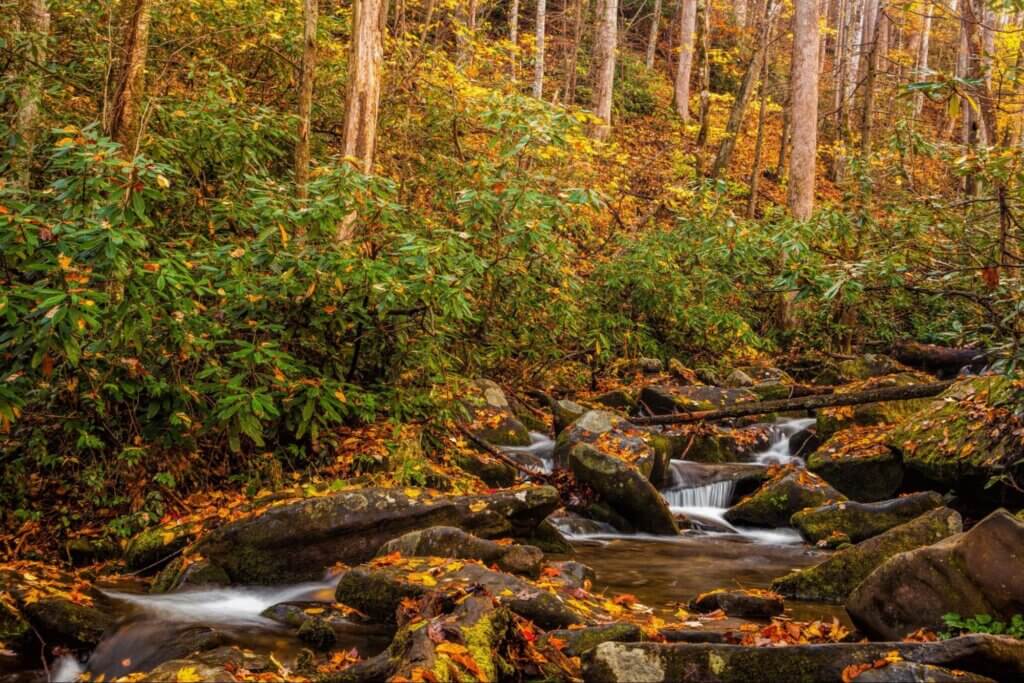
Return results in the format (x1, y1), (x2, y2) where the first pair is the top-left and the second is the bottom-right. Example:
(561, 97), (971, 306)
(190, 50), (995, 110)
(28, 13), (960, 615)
(12, 0), (50, 188)
(295, 0), (318, 199)
(913, 0), (933, 117)
(591, 0), (619, 140)
(645, 0), (663, 68)
(788, 0), (820, 219)
(533, 0), (547, 97)
(104, 0), (153, 156)
(674, 0), (697, 122)
(564, 0), (587, 104)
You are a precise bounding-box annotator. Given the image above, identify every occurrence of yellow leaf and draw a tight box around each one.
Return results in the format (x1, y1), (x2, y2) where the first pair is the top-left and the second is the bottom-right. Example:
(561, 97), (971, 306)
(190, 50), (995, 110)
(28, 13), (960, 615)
(334, 388), (347, 403)
(404, 487), (421, 499)
(435, 642), (469, 656)
(156, 174), (170, 189)
(175, 666), (202, 683)
(468, 501), (487, 513)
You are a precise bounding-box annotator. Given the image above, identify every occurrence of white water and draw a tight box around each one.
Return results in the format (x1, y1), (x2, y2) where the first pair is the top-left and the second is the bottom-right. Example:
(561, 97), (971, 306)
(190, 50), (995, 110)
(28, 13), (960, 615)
(104, 578), (337, 627)
(502, 431), (555, 473)
(662, 480), (736, 509)
(50, 656), (85, 683)
(754, 417), (815, 466)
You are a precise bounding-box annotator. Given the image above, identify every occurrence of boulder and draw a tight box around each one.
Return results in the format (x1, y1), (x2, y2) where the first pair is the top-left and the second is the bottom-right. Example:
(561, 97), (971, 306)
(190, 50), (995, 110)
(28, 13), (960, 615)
(83, 623), (227, 678)
(461, 379), (531, 447)
(662, 424), (773, 465)
(638, 385), (757, 416)
(143, 660), (234, 683)
(724, 469), (845, 528)
(689, 588), (784, 618)
(547, 510), (619, 537)
(335, 559), (583, 629)
(791, 491), (945, 546)
(772, 507), (962, 603)
(836, 354), (914, 382)
(377, 526), (543, 577)
(553, 399), (587, 434)
(568, 444), (679, 536)
(0, 563), (114, 650)
(887, 376), (1024, 493)
(183, 486), (559, 584)
(847, 509), (1024, 640)
(851, 661), (995, 682)
(668, 359), (700, 384)
(124, 523), (195, 572)
(540, 623), (642, 658)
(807, 425), (904, 501)
(817, 372), (935, 439)
(554, 410), (664, 482)
(581, 635), (1024, 683)
(451, 450), (516, 488)
(594, 389), (637, 411)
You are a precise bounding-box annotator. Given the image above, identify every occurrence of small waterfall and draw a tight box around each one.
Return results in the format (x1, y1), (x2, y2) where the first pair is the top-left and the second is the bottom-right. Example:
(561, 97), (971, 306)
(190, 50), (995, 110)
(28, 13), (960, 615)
(502, 431), (555, 473)
(753, 417), (815, 466)
(50, 656), (85, 682)
(662, 480), (736, 509)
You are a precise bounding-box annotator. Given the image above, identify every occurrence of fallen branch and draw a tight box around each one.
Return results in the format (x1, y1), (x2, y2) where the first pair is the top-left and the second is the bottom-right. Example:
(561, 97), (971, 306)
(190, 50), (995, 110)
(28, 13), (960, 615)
(893, 341), (989, 375)
(631, 380), (955, 426)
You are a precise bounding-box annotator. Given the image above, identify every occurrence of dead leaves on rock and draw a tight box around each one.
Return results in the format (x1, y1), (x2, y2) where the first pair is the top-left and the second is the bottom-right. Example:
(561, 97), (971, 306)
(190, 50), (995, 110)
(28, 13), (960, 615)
(731, 616), (849, 647)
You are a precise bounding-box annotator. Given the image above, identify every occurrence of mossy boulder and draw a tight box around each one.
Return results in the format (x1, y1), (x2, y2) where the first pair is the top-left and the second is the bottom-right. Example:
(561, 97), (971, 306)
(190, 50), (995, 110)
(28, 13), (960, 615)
(124, 523), (195, 572)
(791, 491), (945, 546)
(144, 660), (235, 683)
(638, 384), (757, 415)
(377, 526), (543, 578)
(461, 379), (531, 447)
(554, 410), (660, 479)
(836, 354), (913, 382)
(847, 509), (1024, 640)
(450, 450), (516, 487)
(807, 425), (904, 501)
(540, 623), (642, 657)
(335, 559), (583, 628)
(771, 506), (962, 603)
(553, 399), (587, 434)
(887, 376), (1024, 493)
(0, 595), (31, 654)
(593, 389), (637, 411)
(569, 444), (679, 536)
(723, 469), (845, 528)
(662, 424), (772, 465)
(689, 588), (783, 618)
(184, 486), (559, 584)
(581, 636), (1024, 683)
(816, 372), (935, 440)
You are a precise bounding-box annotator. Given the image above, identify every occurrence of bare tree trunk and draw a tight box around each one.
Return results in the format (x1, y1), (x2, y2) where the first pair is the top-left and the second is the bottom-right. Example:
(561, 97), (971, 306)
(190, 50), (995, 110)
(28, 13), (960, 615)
(776, 95), (790, 175)
(859, 0), (884, 159)
(12, 0), (50, 188)
(590, 0), (619, 140)
(456, 0), (478, 65)
(510, 0), (520, 41)
(339, 0), (385, 241)
(962, 0), (996, 145)
(674, 0), (697, 122)
(844, 0), (864, 102)
(736, 0), (748, 27)
(747, 39), (772, 218)
(295, 0), (318, 199)
(694, 0), (712, 150)
(533, 0), (547, 97)
(104, 0), (152, 156)
(912, 0), (932, 117)
(565, 0), (586, 104)
(645, 0), (663, 68)
(710, 0), (771, 178)
(788, 0), (820, 219)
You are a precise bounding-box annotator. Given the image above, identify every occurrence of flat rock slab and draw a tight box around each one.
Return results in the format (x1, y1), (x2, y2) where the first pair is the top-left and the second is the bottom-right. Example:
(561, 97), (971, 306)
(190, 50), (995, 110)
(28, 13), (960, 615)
(772, 507), (962, 603)
(186, 486), (559, 584)
(848, 509), (1024, 640)
(791, 491), (945, 546)
(581, 635), (1024, 683)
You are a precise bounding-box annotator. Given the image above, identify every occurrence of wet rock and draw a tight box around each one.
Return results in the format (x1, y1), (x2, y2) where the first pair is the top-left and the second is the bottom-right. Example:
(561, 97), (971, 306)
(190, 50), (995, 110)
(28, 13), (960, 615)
(664, 461), (769, 494)
(451, 449), (516, 488)
(658, 629), (727, 643)
(668, 359), (700, 384)
(84, 623), (227, 678)
(772, 507), (962, 603)
(724, 369), (755, 387)
(581, 635), (1024, 683)
(847, 509), (1024, 640)
(183, 486), (558, 584)
(807, 425), (904, 501)
(378, 526), (544, 578)
(568, 444), (678, 536)
(723, 469), (845, 528)
(297, 617), (336, 650)
(689, 588), (784, 619)
(594, 389), (636, 411)
(65, 537), (119, 567)
(836, 354), (913, 382)
(0, 597), (31, 654)
(554, 410), (660, 480)
(791, 491), (945, 546)
(335, 560), (583, 628)
(518, 518), (572, 554)
(193, 646), (273, 673)
(124, 523), (195, 572)
(789, 424), (822, 459)
(540, 623), (642, 657)
(461, 379), (531, 447)
(547, 510), (618, 537)
(143, 659), (234, 682)
(0, 563), (114, 650)
(852, 661), (995, 682)
(888, 376), (1024, 493)
(545, 561), (596, 590)
(664, 424), (773, 465)
(553, 399), (587, 434)
(817, 373), (935, 440)
(638, 385), (757, 416)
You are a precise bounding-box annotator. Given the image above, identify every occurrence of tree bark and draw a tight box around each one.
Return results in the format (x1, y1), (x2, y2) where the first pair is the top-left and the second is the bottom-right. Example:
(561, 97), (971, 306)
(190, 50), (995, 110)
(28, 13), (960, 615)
(788, 0), (820, 220)
(339, 0), (385, 241)
(295, 0), (318, 199)
(912, 0), (932, 117)
(12, 0), (50, 188)
(564, 0), (586, 104)
(510, 0), (521, 42)
(533, 0), (547, 97)
(590, 0), (619, 140)
(674, 0), (697, 122)
(104, 0), (153, 156)
(645, 0), (663, 68)
(893, 342), (989, 376)
(694, 0), (711, 150)
(747, 38), (772, 218)
(632, 380), (954, 426)
(859, 0), (884, 159)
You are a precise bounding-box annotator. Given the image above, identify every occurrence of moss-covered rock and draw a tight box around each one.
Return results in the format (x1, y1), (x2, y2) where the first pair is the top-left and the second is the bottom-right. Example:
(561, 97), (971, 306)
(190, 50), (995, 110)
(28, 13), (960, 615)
(540, 623), (642, 657)
(143, 659), (234, 683)
(593, 389), (637, 411)
(460, 379), (532, 447)
(816, 372), (935, 440)
(836, 354), (914, 382)
(887, 376), (1024, 493)
(0, 595), (31, 654)
(689, 588), (784, 618)
(791, 491), (945, 546)
(554, 410), (659, 478)
(847, 509), (1024, 640)
(638, 384), (757, 415)
(124, 523), (195, 572)
(807, 425), (905, 501)
(377, 526), (543, 578)
(553, 399), (587, 434)
(772, 506), (962, 603)
(450, 450), (516, 488)
(723, 469), (845, 528)
(569, 444), (679, 536)
(661, 424), (772, 465)
(581, 636), (1024, 683)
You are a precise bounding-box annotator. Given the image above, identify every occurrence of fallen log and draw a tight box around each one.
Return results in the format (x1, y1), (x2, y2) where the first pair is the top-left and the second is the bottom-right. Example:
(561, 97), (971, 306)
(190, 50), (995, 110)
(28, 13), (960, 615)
(631, 380), (955, 426)
(894, 341), (989, 376)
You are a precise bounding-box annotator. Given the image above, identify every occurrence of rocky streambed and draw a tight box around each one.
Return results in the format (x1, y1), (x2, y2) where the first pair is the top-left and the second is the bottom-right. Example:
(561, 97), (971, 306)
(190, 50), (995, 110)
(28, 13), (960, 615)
(3, 355), (1024, 682)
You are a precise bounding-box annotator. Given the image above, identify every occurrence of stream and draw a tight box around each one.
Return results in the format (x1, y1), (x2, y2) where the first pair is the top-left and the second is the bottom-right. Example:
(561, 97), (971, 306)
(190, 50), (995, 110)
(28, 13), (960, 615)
(43, 418), (843, 682)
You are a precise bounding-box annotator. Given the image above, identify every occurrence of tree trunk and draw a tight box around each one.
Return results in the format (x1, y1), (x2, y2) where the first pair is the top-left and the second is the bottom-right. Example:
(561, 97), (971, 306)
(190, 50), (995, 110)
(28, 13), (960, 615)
(788, 0), (819, 220)
(104, 0), (153, 156)
(859, 0), (883, 159)
(12, 0), (50, 188)
(893, 341), (989, 376)
(674, 0), (697, 122)
(645, 0), (663, 68)
(510, 0), (520, 42)
(694, 0), (711, 150)
(631, 380), (955, 426)
(533, 0), (547, 97)
(912, 0), (932, 117)
(747, 39), (772, 218)
(590, 0), (618, 140)
(565, 0), (586, 104)
(295, 0), (318, 199)
(456, 0), (478, 65)
(776, 94), (791, 175)
(338, 0), (385, 241)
